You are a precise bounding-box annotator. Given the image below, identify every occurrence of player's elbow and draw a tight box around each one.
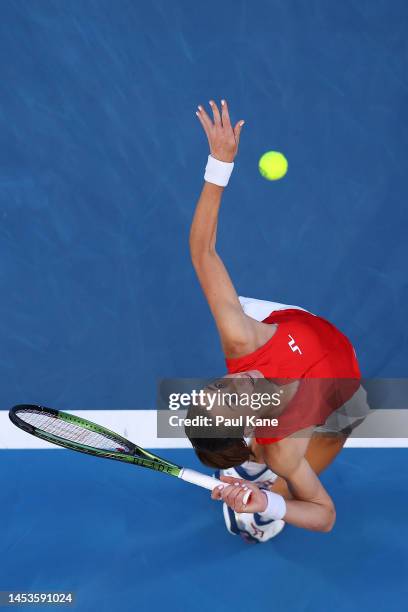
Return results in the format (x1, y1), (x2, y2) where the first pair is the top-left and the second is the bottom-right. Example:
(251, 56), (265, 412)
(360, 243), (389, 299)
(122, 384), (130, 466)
(189, 241), (216, 265)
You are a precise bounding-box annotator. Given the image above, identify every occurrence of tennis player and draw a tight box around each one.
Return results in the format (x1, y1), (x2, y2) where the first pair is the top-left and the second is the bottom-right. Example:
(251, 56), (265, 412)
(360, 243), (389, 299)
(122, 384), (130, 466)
(188, 99), (369, 542)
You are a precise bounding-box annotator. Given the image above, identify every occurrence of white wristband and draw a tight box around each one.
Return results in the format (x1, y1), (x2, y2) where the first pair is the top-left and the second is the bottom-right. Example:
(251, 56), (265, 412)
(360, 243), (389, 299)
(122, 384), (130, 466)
(258, 490), (287, 521)
(204, 154), (234, 187)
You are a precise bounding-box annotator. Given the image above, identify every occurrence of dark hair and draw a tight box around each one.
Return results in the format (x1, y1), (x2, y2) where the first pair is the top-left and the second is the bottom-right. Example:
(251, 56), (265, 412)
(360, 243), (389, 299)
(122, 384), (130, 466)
(184, 389), (250, 469)
(189, 437), (250, 469)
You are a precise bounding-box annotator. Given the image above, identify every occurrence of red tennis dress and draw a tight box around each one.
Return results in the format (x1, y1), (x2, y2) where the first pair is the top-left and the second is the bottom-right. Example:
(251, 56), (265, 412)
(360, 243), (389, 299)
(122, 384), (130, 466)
(225, 308), (361, 443)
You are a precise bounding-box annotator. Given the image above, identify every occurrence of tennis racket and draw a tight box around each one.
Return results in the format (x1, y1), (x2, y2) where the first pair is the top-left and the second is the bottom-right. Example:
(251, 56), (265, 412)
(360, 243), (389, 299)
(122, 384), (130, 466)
(9, 404), (251, 503)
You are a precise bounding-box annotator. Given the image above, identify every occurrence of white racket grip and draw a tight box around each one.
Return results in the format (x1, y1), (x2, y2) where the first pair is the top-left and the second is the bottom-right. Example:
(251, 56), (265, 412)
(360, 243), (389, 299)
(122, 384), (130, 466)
(179, 468), (251, 505)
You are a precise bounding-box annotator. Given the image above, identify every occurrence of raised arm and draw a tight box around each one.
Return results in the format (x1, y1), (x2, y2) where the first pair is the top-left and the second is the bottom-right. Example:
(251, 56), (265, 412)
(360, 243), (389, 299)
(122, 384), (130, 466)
(191, 100), (259, 357)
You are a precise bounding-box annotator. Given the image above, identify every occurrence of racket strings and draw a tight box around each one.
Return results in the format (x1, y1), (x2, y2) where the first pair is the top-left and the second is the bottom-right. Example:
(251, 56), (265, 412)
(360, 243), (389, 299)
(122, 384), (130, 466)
(17, 409), (133, 453)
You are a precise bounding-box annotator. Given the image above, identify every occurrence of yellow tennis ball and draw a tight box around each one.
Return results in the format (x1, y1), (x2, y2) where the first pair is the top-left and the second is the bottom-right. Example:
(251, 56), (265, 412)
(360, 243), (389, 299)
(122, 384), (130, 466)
(259, 151), (288, 181)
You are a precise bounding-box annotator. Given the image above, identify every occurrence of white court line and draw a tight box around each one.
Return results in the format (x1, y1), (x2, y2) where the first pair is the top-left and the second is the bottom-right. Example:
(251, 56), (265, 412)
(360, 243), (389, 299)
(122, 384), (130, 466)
(1, 410), (408, 449)
(345, 438), (408, 448)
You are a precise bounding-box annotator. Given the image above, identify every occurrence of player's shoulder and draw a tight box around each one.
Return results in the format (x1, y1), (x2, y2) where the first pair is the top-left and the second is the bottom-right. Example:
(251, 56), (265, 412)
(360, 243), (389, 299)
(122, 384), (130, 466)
(261, 428), (313, 475)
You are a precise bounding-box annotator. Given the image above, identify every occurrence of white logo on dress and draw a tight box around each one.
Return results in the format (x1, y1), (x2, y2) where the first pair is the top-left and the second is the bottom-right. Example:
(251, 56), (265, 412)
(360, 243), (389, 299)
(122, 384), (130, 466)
(288, 335), (302, 355)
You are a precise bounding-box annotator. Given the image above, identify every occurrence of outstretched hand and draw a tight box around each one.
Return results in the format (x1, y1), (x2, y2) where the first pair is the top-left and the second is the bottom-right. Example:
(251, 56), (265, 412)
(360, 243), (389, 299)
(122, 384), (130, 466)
(196, 99), (245, 163)
(211, 475), (268, 514)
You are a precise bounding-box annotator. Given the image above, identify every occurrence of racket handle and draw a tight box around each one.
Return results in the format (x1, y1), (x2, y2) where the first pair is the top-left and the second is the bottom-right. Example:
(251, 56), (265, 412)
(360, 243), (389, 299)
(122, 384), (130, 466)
(179, 467), (252, 505)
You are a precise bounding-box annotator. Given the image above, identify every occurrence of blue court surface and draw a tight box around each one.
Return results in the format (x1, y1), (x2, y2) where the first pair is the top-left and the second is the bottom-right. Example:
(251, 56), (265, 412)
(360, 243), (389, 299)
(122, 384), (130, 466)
(0, 449), (407, 612)
(1, 1), (407, 611)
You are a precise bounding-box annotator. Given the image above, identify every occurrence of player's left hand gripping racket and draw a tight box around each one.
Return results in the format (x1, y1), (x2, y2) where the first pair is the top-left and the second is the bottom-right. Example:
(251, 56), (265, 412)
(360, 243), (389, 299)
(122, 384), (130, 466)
(9, 405), (251, 504)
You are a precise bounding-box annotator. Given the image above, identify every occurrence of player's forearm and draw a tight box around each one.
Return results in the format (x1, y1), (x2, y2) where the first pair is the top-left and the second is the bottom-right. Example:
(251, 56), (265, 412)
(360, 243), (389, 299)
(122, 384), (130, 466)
(189, 182), (224, 260)
(266, 454), (336, 532)
(283, 497), (336, 532)
(282, 464), (336, 531)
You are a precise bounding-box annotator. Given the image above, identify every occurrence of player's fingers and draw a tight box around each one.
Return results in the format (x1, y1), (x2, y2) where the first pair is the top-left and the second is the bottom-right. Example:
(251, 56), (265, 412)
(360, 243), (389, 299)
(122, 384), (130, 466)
(221, 487), (238, 507)
(196, 109), (211, 139)
(242, 487), (251, 506)
(209, 99), (222, 126)
(219, 475), (244, 485)
(197, 104), (214, 131)
(221, 99), (231, 128)
(222, 483), (245, 506)
(211, 485), (224, 500)
(234, 120), (245, 146)
(231, 487), (249, 512)
(220, 475), (258, 498)
(220, 476), (255, 504)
